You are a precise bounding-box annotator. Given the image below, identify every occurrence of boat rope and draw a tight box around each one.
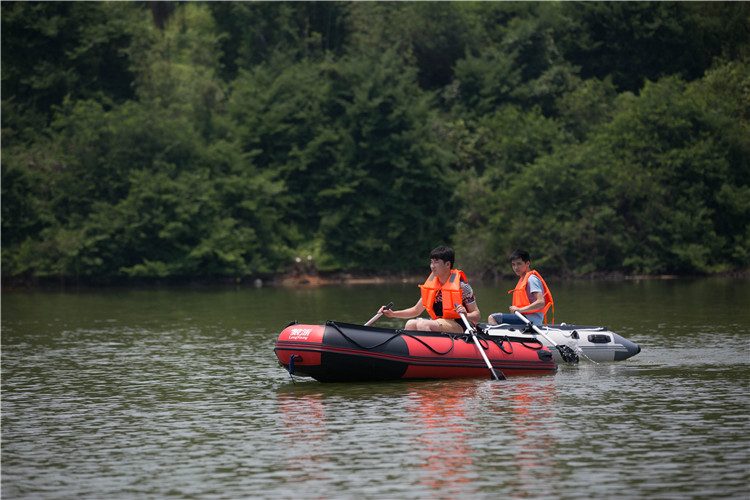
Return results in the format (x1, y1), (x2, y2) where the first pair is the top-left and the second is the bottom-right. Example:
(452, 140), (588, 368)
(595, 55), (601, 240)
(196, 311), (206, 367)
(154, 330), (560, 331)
(288, 354), (301, 384)
(519, 338), (545, 351)
(489, 335), (513, 355)
(486, 334), (545, 356)
(478, 324), (545, 351)
(326, 321), (457, 356)
(403, 332), (457, 356)
(473, 335), (492, 351)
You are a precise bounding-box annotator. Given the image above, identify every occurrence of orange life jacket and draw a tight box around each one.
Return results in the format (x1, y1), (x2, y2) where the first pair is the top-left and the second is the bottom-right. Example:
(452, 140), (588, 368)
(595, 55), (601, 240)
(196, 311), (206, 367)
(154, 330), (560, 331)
(508, 270), (554, 324)
(419, 269), (467, 320)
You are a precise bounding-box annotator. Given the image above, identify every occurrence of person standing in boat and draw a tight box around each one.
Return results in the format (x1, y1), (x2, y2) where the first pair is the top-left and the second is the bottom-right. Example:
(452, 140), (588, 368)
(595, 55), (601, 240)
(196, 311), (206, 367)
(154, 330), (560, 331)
(377, 246), (480, 334)
(487, 249), (554, 326)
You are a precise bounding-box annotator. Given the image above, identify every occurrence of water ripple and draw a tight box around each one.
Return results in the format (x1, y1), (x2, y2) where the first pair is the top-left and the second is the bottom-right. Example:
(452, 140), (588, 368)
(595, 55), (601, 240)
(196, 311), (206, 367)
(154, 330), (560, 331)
(3, 286), (749, 499)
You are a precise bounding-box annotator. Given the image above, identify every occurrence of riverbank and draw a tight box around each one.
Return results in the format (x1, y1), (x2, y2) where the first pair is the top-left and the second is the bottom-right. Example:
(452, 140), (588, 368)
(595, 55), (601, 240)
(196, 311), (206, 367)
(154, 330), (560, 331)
(1, 270), (417, 291)
(3, 268), (748, 291)
(274, 269), (750, 287)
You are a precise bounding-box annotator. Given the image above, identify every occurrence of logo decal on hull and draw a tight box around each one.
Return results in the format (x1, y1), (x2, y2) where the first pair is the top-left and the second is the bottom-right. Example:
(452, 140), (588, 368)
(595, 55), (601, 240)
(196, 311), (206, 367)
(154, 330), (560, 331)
(289, 328), (313, 340)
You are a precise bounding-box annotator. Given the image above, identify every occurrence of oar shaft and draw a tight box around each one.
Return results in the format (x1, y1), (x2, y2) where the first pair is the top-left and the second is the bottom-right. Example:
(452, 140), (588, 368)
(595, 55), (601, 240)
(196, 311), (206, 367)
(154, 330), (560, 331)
(514, 311), (579, 363)
(365, 301), (394, 326)
(513, 311), (556, 344)
(364, 313), (381, 327)
(458, 309), (503, 381)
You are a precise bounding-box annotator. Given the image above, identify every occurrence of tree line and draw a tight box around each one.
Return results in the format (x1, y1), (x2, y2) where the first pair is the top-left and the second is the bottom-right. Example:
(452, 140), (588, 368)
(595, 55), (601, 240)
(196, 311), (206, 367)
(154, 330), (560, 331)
(2, 1), (749, 284)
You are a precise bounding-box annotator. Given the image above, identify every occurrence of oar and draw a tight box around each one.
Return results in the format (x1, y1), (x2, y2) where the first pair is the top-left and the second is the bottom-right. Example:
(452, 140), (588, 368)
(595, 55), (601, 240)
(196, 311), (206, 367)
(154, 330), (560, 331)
(514, 311), (579, 364)
(457, 304), (505, 381)
(364, 301), (394, 326)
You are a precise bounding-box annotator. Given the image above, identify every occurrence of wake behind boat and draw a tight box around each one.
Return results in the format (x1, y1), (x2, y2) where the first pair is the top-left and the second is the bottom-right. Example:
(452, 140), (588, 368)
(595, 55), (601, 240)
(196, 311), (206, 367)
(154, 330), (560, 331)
(274, 321), (557, 382)
(479, 322), (641, 363)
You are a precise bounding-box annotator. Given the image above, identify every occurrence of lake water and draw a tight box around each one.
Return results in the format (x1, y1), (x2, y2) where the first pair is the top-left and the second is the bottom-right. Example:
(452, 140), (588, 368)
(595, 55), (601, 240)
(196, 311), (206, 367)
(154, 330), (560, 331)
(2, 278), (749, 499)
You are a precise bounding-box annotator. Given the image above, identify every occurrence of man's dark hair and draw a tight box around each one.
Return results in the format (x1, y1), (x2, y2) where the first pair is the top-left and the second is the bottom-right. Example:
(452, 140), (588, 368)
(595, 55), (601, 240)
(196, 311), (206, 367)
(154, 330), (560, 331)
(430, 246), (455, 268)
(509, 249), (531, 263)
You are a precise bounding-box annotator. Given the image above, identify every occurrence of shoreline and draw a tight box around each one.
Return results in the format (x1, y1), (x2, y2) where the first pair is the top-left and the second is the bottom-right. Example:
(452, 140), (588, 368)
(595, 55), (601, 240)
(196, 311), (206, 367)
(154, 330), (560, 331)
(3, 269), (748, 291)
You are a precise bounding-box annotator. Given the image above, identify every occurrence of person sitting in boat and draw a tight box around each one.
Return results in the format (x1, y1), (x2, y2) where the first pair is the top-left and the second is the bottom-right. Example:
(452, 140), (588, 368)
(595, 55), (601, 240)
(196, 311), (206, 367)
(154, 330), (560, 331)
(378, 246), (480, 334)
(487, 249), (554, 326)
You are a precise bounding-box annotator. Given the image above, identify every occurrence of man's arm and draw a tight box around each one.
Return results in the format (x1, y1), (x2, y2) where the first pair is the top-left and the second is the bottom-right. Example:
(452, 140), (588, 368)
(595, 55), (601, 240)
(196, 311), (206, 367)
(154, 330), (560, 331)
(509, 291), (544, 314)
(465, 299), (481, 323)
(382, 298), (425, 319)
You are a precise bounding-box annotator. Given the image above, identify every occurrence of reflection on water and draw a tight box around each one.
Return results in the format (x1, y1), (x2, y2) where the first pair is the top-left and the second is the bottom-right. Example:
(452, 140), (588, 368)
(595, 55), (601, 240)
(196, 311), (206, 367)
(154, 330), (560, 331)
(2, 280), (749, 499)
(275, 379), (562, 499)
(407, 382), (480, 497)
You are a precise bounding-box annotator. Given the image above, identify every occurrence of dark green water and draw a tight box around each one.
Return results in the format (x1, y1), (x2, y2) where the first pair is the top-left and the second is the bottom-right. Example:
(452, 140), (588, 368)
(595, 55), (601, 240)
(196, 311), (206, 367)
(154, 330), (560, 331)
(2, 279), (749, 499)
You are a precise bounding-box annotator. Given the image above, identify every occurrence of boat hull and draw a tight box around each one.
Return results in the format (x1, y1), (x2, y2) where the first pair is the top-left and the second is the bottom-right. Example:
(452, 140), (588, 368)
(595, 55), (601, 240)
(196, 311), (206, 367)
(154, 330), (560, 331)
(274, 321), (557, 382)
(479, 323), (641, 363)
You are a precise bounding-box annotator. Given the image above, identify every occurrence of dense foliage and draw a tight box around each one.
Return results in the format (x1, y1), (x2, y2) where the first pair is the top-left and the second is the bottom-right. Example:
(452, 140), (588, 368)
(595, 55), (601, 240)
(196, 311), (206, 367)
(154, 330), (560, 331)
(2, 1), (749, 282)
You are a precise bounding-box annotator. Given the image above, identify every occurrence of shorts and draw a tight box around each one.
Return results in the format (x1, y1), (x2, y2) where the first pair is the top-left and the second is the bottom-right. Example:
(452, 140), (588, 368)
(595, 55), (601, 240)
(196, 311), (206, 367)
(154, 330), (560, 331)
(490, 312), (543, 326)
(433, 318), (467, 332)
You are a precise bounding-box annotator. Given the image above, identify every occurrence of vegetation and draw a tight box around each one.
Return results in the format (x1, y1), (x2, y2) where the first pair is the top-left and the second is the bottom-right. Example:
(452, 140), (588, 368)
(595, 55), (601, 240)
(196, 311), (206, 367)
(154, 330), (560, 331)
(2, 1), (749, 283)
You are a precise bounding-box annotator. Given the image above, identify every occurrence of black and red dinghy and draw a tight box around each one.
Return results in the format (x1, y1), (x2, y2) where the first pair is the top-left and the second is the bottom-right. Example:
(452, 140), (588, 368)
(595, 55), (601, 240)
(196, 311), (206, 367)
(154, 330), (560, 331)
(274, 321), (557, 382)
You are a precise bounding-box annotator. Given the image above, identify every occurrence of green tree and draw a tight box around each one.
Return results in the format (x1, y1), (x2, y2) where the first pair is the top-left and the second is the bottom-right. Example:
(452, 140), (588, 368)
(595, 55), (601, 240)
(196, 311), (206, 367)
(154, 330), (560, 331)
(346, 2), (489, 91)
(3, 1), (748, 282)
(209, 1), (349, 80)
(2, 3), (292, 279)
(320, 51), (456, 269)
(458, 70), (749, 277)
(230, 50), (455, 271)
(451, 6), (579, 117)
(557, 2), (750, 92)
(1, 1), (141, 140)
(448, 105), (569, 275)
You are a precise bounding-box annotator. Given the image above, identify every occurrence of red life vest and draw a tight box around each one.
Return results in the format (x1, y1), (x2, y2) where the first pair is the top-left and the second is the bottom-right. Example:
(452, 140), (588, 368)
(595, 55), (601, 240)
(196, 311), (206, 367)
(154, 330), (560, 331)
(508, 270), (554, 324)
(419, 269), (467, 320)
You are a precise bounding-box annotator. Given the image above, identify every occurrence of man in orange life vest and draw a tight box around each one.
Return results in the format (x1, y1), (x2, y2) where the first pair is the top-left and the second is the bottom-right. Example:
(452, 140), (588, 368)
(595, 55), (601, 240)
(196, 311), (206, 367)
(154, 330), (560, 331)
(488, 249), (554, 326)
(378, 246), (480, 334)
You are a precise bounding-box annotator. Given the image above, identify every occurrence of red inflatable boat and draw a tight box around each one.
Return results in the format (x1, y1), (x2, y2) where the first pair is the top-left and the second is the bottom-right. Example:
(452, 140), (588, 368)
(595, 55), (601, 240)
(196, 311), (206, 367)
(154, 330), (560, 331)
(274, 321), (556, 382)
